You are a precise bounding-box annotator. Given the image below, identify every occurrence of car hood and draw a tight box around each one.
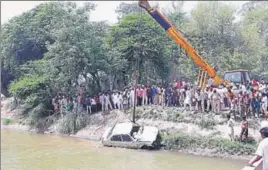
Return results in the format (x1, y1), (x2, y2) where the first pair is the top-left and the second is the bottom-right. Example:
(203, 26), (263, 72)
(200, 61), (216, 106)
(137, 126), (158, 143)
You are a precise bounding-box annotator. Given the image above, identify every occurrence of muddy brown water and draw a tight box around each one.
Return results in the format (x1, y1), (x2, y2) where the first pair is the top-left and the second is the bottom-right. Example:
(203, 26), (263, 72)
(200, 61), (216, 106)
(1, 129), (247, 170)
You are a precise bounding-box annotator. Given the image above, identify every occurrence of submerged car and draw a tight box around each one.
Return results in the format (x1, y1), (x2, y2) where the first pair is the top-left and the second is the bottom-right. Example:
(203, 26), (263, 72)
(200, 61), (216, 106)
(101, 122), (160, 149)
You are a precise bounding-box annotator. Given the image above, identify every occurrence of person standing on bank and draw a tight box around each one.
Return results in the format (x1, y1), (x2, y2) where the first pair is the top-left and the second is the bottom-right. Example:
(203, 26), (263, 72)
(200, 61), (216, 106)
(247, 123), (268, 170)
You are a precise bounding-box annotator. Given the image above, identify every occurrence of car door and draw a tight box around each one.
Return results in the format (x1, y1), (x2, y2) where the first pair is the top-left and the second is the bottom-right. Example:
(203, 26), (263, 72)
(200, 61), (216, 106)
(109, 135), (123, 147)
(121, 134), (139, 149)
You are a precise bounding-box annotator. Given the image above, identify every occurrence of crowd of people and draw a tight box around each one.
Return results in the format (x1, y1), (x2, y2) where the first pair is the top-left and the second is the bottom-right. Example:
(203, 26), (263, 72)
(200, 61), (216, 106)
(51, 78), (268, 162)
(51, 79), (268, 119)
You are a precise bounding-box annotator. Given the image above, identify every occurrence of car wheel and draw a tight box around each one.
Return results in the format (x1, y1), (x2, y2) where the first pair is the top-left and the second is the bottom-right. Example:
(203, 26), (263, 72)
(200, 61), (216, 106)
(141, 145), (149, 150)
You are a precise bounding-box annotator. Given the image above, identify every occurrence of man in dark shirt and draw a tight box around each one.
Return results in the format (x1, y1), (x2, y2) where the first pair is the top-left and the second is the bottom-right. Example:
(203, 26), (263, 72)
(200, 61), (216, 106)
(152, 85), (158, 105)
(147, 86), (153, 105)
(86, 97), (92, 114)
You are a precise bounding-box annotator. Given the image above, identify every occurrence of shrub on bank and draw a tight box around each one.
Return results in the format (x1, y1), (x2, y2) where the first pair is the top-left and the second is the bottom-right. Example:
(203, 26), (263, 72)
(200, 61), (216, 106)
(3, 118), (12, 125)
(56, 112), (90, 134)
(161, 133), (256, 156)
(197, 118), (217, 130)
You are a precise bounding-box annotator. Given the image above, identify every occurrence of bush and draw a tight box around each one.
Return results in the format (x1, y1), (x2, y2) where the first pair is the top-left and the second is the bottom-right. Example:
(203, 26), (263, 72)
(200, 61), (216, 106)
(3, 118), (12, 125)
(56, 112), (90, 134)
(8, 74), (52, 117)
(9, 75), (46, 100)
(161, 133), (256, 156)
(28, 103), (48, 127)
(5, 98), (18, 111)
(197, 117), (217, 130)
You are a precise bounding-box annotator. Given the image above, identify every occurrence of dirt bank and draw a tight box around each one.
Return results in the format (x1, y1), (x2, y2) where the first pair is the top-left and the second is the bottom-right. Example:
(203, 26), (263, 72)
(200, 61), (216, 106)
(1, 98), (259, 160)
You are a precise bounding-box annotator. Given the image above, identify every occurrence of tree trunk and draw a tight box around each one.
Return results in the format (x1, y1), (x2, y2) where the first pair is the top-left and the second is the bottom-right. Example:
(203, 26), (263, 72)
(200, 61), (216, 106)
(138, 59), (143, 84)
(112, 75), (117, 90)
(94, 73), (101, 92)
(1, 68), (14, 97)
(1, 86), (8, 97)
(122, 71), (127, 87)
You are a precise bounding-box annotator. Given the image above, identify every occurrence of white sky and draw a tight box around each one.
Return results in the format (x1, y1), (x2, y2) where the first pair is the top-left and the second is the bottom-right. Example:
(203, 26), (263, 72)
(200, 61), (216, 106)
(1, 1), (248, 25)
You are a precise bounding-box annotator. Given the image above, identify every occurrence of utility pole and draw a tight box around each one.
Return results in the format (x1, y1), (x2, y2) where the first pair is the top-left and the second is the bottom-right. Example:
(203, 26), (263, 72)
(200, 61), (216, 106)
(133, 80), (137, 124)
(132, 51), (139, 124)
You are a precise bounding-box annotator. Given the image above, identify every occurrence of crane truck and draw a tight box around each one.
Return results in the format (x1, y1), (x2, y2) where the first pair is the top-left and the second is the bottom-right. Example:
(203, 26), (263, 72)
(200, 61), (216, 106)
(138, 0), (251, 88)
(139, 1), (262, 170)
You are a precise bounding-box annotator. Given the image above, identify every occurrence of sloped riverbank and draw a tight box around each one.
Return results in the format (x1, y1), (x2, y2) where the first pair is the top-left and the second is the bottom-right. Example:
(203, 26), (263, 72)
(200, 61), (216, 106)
(1, 98), (259, 160)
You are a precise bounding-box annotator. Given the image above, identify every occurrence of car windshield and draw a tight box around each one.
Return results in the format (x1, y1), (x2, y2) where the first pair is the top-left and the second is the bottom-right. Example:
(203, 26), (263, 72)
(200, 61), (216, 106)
(130, 125), (140, 136)
(224, 72), (242, 83)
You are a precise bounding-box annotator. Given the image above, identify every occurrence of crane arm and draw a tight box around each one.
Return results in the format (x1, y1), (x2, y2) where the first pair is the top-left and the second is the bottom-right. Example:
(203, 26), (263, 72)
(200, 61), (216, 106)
(138, 0), (228, 86)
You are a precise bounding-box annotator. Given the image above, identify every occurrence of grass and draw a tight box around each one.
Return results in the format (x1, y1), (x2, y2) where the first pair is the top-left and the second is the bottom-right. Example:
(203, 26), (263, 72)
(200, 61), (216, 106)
(3, 118), (13, 125)
(139, 107), (220, 129)
(161, 133), (256, 156)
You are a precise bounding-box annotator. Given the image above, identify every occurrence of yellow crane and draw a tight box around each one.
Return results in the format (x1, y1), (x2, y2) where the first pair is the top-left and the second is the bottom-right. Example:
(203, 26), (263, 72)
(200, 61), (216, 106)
(138, 0), (250, 88)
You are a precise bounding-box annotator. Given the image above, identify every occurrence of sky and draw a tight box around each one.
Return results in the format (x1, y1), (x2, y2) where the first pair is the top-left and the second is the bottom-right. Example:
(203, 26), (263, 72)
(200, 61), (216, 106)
(1, 1), (248, 25)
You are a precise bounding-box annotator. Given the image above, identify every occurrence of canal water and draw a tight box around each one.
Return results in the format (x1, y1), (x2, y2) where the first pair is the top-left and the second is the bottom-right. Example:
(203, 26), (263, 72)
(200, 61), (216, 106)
(1, 129), (246, 170)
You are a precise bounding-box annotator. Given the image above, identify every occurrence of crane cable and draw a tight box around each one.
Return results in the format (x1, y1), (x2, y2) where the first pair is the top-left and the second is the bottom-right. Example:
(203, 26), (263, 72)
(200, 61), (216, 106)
(132, 4), (143, 123)
(137, 5), (143, 83)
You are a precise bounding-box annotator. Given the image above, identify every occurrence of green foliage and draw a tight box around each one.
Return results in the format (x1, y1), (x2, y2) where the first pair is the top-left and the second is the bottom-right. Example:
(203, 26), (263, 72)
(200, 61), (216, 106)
(198, 118), (217, 130)
(56, 113), (90, 134)
(3, 119), (13, 125)
(8, 69), (52, 113)
(9, 75), (46, 99)
(239, 2), (268, 75)
(106, 12), (172, 84)
(162, 133), (256, 156)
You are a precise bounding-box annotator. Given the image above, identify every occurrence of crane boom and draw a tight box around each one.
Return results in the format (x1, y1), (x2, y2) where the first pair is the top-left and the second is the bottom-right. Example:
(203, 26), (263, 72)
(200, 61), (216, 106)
(138, 0), (228, 86)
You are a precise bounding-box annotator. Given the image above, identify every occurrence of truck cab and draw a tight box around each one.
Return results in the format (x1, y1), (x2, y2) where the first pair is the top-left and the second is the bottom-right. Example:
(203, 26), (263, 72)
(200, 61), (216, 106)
(223, 70), (250, 85)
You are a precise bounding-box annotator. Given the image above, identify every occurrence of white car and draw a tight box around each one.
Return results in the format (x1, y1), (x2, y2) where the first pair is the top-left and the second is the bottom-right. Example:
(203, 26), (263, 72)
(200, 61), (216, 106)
(101, 122), (160, 149)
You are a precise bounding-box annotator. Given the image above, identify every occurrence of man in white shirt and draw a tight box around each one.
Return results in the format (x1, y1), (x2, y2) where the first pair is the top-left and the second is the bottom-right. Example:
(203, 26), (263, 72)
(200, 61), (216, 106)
(211, 89), (221, 114)
(184, 87), (192, 111)
(182, 81), (186, 87)
(262, 94), (268, 115)
(247, 123), (268, 170)
(195, 89), (202, 112)
(207, 88), (213, 111)
(104, 93), (112, 111)
(111, 92), (117, 109)
(100, 93), (105, 111)
(240, 84), (247, 93)
(130, 88), (135, 107)
(118, 92), (123, 109)
(207, 78), (213, 87)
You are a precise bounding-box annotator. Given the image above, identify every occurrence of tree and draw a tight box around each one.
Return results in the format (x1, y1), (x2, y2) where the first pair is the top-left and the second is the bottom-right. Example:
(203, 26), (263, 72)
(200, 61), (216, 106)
(182, 2), (243, 74)
(1, 2), (88, 96)
(106, 12), (171, 85)
(115, 2), (141, 20)
(5, 2), (115, 126)
(239, 2), (268, 76)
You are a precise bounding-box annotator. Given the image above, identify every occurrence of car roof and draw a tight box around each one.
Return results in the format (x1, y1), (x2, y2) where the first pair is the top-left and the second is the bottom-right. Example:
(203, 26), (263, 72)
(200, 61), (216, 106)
(111, 122), (136, 136)
(224, 69), (249, 73)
